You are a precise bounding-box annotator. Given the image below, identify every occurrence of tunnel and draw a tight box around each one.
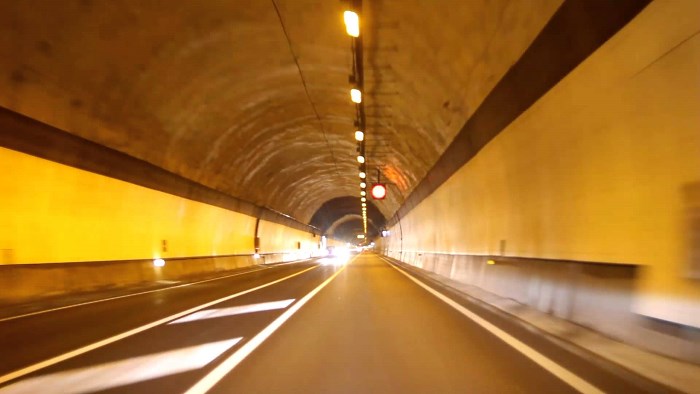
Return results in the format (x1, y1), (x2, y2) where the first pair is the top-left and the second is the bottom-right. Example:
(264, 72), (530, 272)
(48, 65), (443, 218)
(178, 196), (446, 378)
(0, 0), (699, 392)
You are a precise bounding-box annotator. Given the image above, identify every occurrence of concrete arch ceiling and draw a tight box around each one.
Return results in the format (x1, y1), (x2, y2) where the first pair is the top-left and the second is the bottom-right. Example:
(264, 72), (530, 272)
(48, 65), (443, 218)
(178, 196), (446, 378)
(0, 0), (561, 224)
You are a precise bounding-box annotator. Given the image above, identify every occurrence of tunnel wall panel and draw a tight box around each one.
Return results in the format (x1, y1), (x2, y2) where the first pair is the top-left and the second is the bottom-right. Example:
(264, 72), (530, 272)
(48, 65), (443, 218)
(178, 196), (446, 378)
(257, 219), (319, 264)
(380, 0), (700, 349)
(0, 106), (317, 234)
(0, 147), (319, 301)
(0, 147), (258, 263)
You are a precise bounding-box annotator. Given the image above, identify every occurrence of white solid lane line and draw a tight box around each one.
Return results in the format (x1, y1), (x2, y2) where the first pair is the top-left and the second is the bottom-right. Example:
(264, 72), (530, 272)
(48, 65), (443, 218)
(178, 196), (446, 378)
(0, 257), (319, 323)
(379, 256), (603, 394)
(262, 257), (314, 267)
(0, 266), (272, 323)
(169, 299), (296, 324)
(185, 254), (359, 394)
(0, 265), (318, 386)
(0, 338), (242, 394)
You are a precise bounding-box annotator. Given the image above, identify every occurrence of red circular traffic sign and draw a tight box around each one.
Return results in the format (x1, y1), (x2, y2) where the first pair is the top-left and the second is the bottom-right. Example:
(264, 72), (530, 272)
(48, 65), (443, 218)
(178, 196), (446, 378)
(371, 183), (386, 200)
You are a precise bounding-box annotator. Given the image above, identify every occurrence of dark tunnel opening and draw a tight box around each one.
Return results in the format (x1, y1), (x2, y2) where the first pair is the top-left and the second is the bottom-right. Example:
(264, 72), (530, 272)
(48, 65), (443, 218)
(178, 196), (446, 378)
(309, 196), (385, 239)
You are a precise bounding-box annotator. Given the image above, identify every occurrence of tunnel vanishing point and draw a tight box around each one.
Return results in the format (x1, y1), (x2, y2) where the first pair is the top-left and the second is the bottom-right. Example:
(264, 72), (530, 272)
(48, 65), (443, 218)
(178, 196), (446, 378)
(0, 0), (699, 392)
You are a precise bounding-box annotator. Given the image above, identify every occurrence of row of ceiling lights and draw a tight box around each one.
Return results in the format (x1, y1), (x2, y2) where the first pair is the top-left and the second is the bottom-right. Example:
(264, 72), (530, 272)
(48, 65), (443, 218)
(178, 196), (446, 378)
(343, 7), (368, 235)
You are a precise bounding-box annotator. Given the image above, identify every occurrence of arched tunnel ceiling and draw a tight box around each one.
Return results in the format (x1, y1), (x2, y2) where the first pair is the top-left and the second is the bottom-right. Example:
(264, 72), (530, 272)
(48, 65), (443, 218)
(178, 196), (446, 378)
(0, 0), (561, 225)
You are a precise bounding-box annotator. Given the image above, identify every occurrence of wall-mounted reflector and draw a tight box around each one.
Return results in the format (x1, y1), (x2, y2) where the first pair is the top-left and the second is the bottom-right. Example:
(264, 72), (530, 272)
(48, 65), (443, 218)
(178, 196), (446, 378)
(357, 155), (365, 163)
(350, 88), (362, 103)
(355, 131), (364, 141)
(343, 11), (360, 37)
(153, 258), (165, 267)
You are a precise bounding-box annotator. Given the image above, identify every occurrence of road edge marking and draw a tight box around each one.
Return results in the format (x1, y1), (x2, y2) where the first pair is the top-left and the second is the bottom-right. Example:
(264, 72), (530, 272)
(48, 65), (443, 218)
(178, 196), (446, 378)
(0, 256), (320, 323)
(185, 254), (359, 394)
(379, 256), (604, 394)
(0, 266), (275, 323)
(0, 265), (319, 385)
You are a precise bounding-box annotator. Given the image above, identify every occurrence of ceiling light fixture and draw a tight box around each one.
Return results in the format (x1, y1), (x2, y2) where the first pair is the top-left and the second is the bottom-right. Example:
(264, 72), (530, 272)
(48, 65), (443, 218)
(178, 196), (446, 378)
(350, 88), (362, 103)
(343, 11), (360, 37)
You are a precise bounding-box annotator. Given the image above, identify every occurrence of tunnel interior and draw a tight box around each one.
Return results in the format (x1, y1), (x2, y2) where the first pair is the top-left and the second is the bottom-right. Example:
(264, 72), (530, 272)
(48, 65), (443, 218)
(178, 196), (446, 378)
(0, 0), (699, 388)
(0, 0), (562, 227)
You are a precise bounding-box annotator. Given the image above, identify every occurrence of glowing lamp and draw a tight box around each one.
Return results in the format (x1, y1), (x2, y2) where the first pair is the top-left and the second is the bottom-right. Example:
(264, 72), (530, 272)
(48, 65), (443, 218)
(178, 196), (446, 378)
(355, 131), (364, 141)
(350, 88), (362, 103)
(343, 11), (360, 37)
(357, 155), (365, 164)
(360, 182), (366, 188)
(371, 183), (387, 200)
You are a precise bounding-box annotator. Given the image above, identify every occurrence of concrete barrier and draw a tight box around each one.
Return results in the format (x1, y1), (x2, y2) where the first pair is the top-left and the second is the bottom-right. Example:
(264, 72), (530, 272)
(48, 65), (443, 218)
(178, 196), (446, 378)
(0, 253), (273, 304)
(383, 250), (700, 364)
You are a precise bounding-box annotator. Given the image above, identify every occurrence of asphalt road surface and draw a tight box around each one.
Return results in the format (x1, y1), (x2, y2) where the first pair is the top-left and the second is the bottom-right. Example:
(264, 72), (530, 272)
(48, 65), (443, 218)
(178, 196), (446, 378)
(0, 253), (674, 393)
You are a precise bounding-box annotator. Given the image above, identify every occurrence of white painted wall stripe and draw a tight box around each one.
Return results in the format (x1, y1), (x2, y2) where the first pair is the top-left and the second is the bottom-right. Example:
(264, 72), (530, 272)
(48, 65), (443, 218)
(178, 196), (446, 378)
(379, 256), (604, 394)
